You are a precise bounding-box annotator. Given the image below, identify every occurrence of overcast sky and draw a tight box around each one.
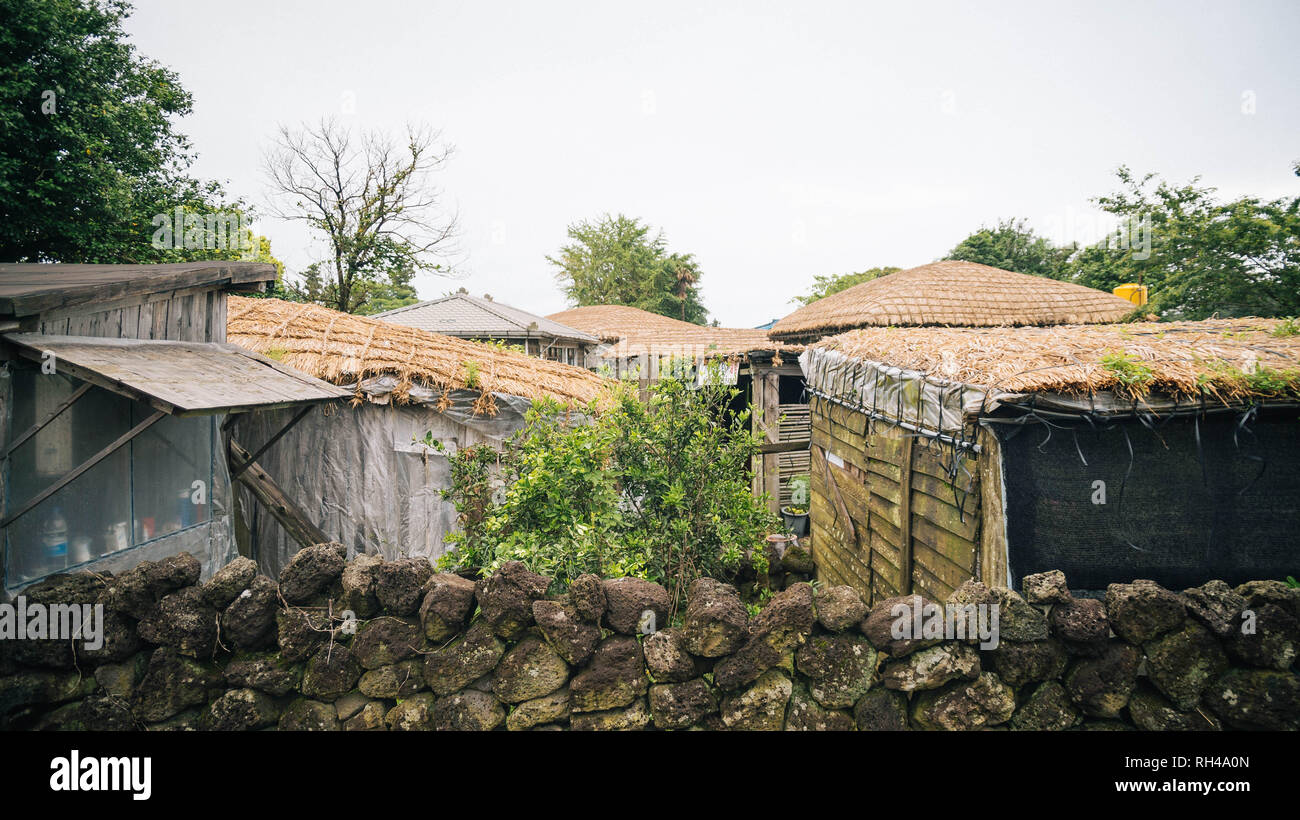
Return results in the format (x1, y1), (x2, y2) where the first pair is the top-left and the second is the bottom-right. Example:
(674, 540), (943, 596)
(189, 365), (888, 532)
(124, 0), (1300, 327)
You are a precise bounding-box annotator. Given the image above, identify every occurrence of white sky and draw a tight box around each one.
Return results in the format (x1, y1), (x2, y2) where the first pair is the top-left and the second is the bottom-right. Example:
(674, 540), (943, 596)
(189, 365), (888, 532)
(124, 0), (1300, 327)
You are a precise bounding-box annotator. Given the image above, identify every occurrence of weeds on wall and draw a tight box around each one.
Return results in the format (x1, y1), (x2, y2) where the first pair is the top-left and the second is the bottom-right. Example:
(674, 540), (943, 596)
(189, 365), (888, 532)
(428, 373), (780, 612)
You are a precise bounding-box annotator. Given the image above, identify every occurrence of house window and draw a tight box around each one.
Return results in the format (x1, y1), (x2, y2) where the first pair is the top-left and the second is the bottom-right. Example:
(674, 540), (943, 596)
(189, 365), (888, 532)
(567, 348), (576, 366)
(4, 369), (214, 587)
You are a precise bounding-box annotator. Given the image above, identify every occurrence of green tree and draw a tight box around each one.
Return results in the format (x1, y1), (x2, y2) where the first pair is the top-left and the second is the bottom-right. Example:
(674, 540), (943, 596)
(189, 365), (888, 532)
(263, 118), (457, 313)
(793, 266), (901, 305)
(1068, 166), (1300, 320)
(548, 213), (709, 324)
(944, 217), (1076, 279)
(0, 0), (248, 262)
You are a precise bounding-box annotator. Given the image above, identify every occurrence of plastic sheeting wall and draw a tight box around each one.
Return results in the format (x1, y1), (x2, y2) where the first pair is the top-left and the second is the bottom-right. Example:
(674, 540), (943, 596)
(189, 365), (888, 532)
(230, 393), (530, 577)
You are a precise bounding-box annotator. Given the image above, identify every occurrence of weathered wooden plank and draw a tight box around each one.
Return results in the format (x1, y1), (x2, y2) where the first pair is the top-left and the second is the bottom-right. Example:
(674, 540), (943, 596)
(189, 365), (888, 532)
(866, 469), (902, 504)
(978, 426), (1008, 588)
(913, 542), (977, 592)
(910, 491), (980, 542)
(229, 438), (330, 549)
(912, 561), (957, 603)
(868, 490), (902, 530)
(865, 455), (903, 485)
(911, 516), (978, 573)
(912, 471), (979, 514)
(898, 434), (914, 595)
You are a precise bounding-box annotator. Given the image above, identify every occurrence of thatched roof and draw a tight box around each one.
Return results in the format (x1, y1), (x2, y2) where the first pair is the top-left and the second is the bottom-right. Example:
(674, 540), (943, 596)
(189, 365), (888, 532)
(227, 296), (613, 411)
(547, 304), (801, 359)
(813, 318), (1300, 405)
(770, 261), (1136, 340)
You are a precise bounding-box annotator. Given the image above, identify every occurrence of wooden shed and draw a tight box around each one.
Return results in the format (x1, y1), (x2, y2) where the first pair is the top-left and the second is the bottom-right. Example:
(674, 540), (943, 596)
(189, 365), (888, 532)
(547, 304), (808, 513)
(0, 263), (347, 592)
(803, 319), (1300, 602)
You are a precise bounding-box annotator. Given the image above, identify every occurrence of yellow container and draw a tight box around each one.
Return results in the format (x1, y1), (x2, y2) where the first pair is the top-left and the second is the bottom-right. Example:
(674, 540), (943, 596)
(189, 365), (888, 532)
(1113, 283), (1148, 306)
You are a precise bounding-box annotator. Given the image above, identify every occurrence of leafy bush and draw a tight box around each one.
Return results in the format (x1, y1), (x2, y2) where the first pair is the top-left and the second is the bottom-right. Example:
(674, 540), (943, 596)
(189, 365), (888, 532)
(432, 373), (780, 609)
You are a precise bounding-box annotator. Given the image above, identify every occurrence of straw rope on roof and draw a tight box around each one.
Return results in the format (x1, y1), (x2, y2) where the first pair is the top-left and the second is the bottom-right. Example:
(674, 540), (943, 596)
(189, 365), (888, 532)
(813, 318), (1300, 405)
(547, 304), (802, 359)
(227, 296), (614, 411)
(770, 261), (1137, 340)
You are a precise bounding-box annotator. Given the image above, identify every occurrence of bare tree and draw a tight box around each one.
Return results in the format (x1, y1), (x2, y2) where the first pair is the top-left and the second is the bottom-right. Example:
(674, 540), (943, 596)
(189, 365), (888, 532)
(263, 118), (459, 313)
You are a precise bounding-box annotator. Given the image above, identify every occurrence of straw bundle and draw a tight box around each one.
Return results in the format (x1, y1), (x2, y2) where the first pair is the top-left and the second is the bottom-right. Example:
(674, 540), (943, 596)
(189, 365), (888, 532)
(815, 318), (1300, 404)
(228, 296), (614, 411)
(548, 304), (801, 359)
(770, 261), (1136, 340)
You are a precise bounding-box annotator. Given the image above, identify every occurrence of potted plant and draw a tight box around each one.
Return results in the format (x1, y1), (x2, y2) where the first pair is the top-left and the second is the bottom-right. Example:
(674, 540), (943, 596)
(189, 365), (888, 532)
(781, 475), (810, 537)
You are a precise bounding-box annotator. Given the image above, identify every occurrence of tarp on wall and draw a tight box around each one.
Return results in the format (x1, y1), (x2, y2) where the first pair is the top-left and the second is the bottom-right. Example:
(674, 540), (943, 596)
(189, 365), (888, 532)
(230, 386), (537, 577)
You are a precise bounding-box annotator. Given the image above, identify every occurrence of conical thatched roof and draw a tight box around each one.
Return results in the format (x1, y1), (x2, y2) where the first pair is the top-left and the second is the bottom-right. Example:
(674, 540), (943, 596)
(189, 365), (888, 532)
(548, 304), (800, 359)
(770, 261), (1136, 341)
(227, 296), (613, 410)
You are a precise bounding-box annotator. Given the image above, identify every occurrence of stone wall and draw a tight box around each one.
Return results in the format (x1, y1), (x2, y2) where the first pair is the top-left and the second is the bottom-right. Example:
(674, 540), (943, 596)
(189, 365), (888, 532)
(1, 549), (1296, 731)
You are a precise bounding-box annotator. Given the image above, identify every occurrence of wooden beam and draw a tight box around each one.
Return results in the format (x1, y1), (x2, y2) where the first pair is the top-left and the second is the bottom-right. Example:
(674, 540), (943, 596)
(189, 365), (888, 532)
(229, 404), (315, 481)
(4, 382), (92, 456)
(977, 425), (1009, 588)
(898, 434), (914, 595)
(758, 440), (809, 455)
(229, 438), (330, 549)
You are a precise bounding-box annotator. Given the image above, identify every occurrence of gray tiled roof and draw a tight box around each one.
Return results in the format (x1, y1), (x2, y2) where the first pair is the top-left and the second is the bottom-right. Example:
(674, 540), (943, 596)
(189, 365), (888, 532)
(374, 293), (598, 344)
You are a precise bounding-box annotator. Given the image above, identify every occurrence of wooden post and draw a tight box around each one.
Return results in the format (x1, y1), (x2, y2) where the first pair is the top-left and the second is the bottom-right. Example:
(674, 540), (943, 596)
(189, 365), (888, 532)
(229, 438), (330, 549)
(977, 426), (1009, 588)
(898, 434), (914, 594)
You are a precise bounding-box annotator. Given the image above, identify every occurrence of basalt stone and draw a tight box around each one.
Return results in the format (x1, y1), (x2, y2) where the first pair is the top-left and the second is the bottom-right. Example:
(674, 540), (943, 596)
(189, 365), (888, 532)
(815, 585), (869, 632)
(794, 631), (879, 709)
(386, 692), (437, 731)
(422, 621), (505, 696)
(493, 636), (569, 703)
(1203, 667), (1300, 731)
(1009, 681), (1079, 731)
(782, 540), (815, 575)
(1049, 597), (1110, 655)
(375, 557), (434, 616)
(276, 607), (337, 662)
(419, 573), (477, 641)
(602, 576), (671, 635)
(1226, 603), (1299, 671)
(911, 672), (1016, 731)
(983, 585), (1049, 643)
(988, 639), (1068, 689)
(1182, 580), (1247, 639)
(220, 575), (280, 650)
(569, 573), (607, 622)
(143, 552), (202, 595)
(713, 584), (815, 690)
(569, 635), (648, 713)
(223, 652), (302, 697)
(649, 679), (718, 730)
(98, 565), (157, 620)
(138, 586), (218, 657)
(131, 648), (222, 723)
(860, 594), (943, 658)
(433, 689), (505, 731)
(882, 643), (980, 692)
(351, 616), (422, 669)
(77, 695), (136, 731)
(853, 687), (909, 731)
(205, 687), (280, 731)
(0, 669), (98, 722)
(682, 578), (748, 657)
(785, 679), (854, 731)
(1144, 620), (1229, 710)
(506, 687), (571, 731)
(78, 607), (141, 666)
(339, 553), (382, 619)
(344, 700), (388, 731)
(278, 698), (340, 731)
(1106, 580), (1185, 644)
(720, 669), (792, 731)
(13, 572), (110, 668)
(31, 700), (85, 731)
(278, 543), (347, 605)
(359, 659), (426, 699)
(94, 653), (149, 700)
(570, 698), (651, 731)
(1127, 684), (1220, 731)
(201, 557), (258, 609)
(1022, 570), (1071, 605)
(475, 561), (550, 640)
(643, 628), (698, 683)
(334, 692), (369, 722)
(300, 644), (362, 702)
(1062, 641), (1141, 719)
(1235, 580), (1300, 620)
(533, 599), (601, 666)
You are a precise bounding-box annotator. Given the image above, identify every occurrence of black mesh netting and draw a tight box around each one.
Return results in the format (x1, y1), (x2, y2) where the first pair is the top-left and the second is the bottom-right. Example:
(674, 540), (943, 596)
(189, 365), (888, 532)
(999, 409), (1300, 590)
